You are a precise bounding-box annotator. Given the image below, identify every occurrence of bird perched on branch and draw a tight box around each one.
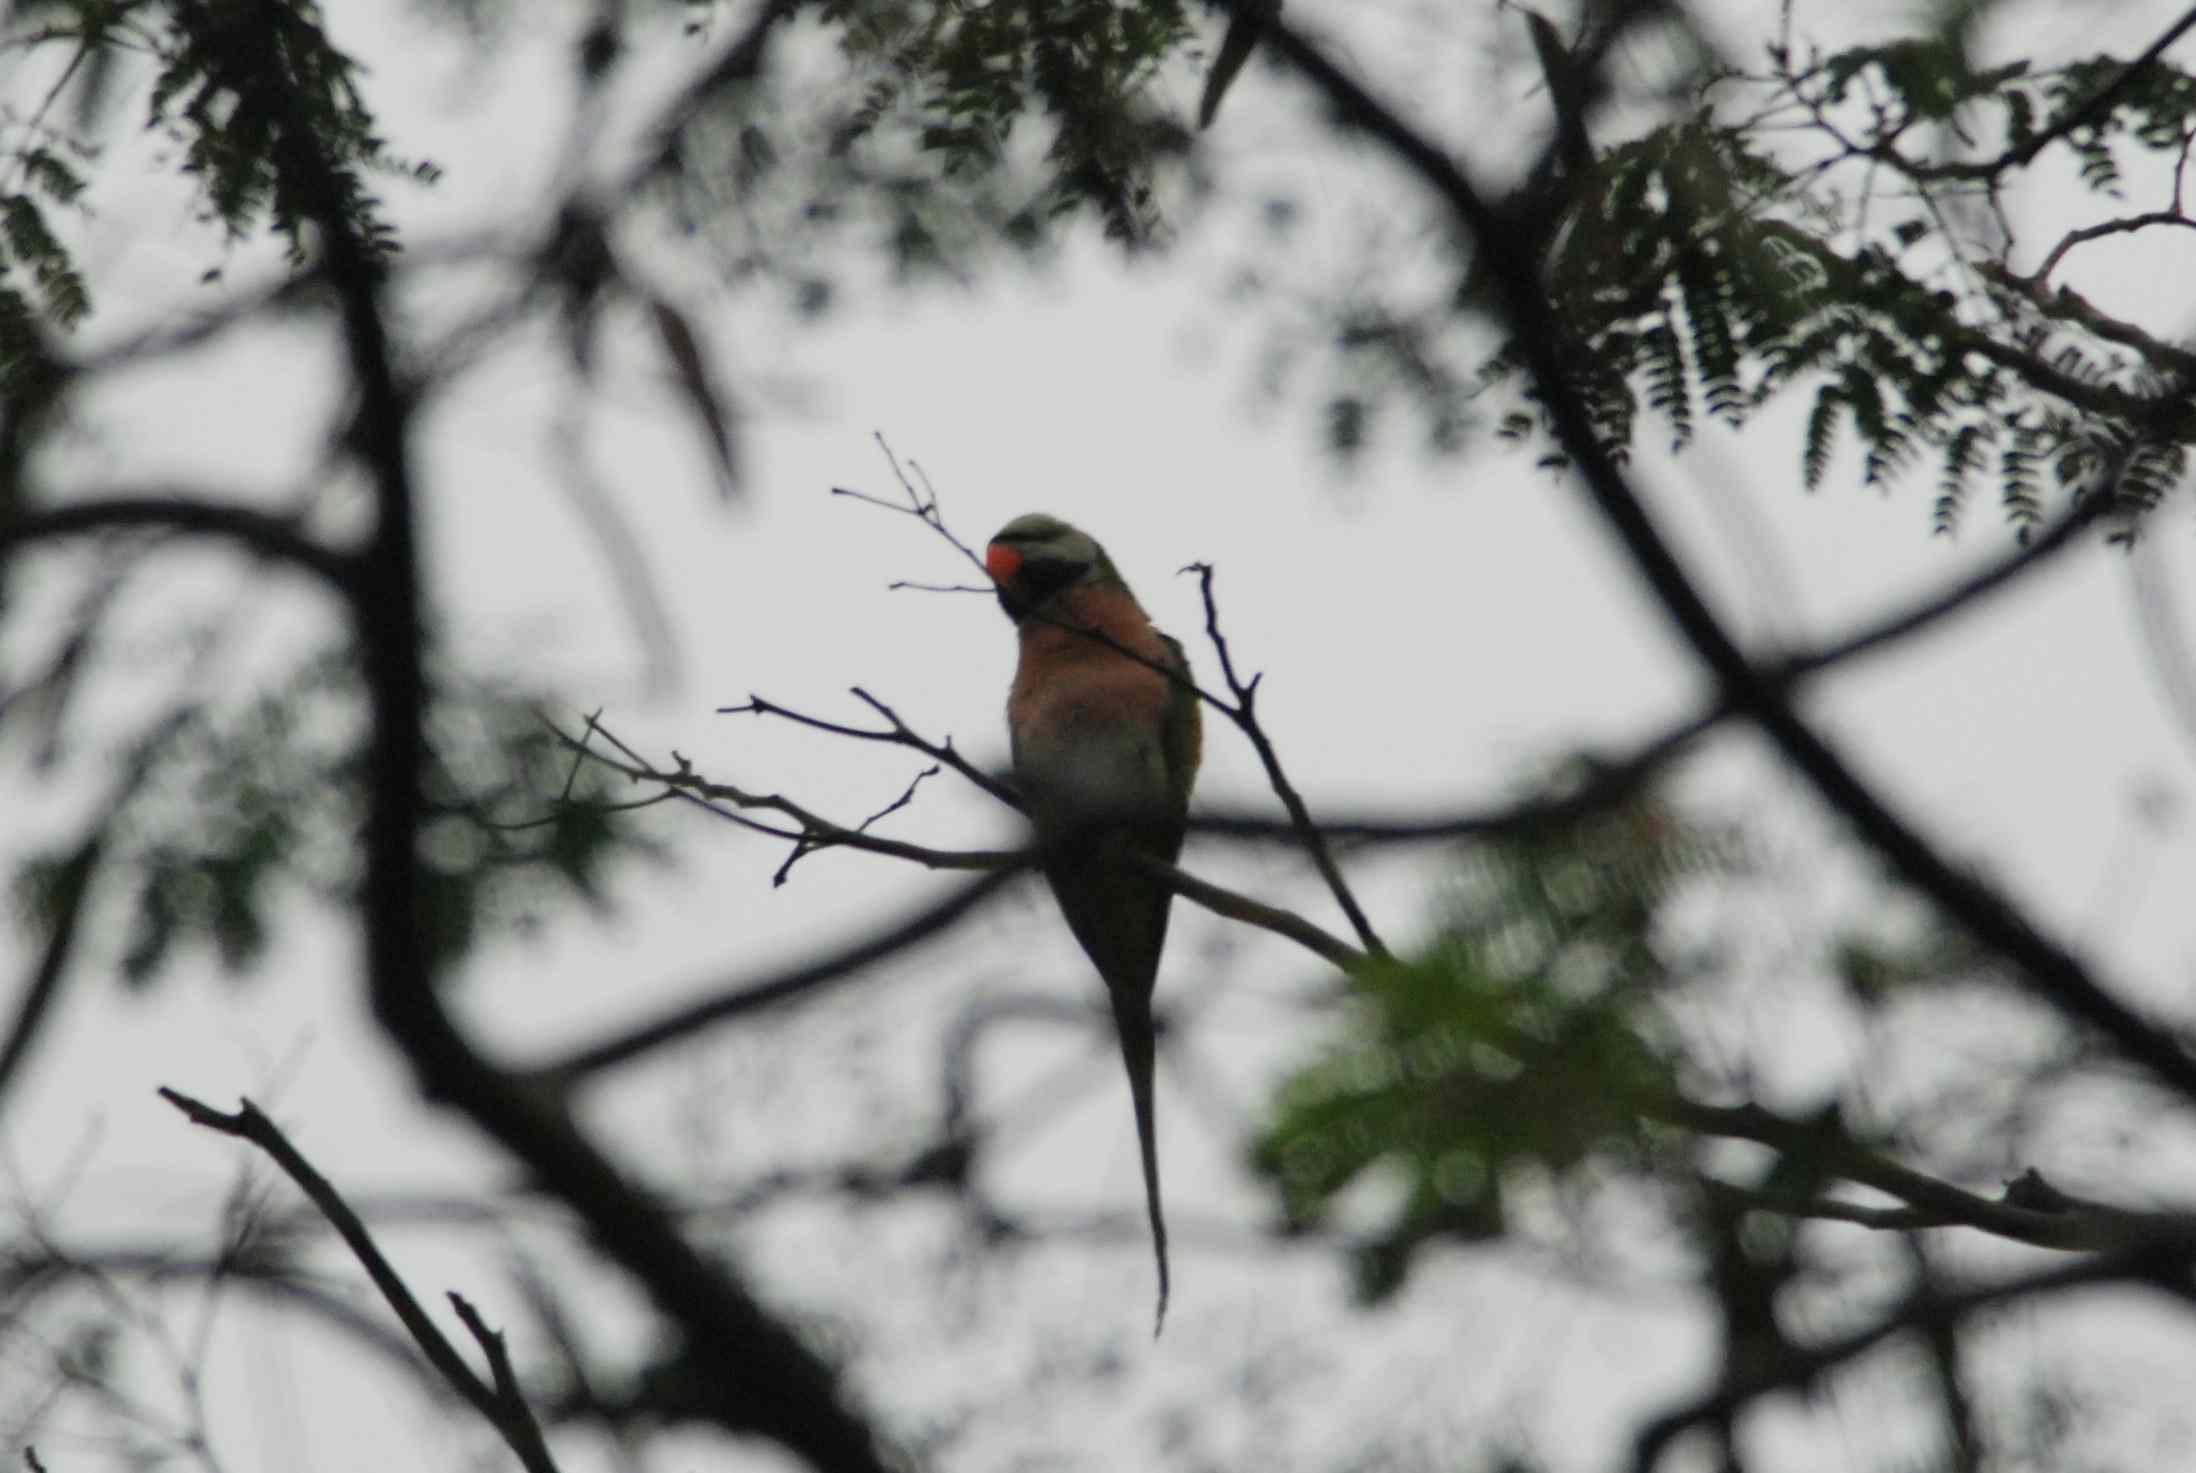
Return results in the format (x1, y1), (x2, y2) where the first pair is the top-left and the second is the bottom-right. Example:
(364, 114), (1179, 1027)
(985, 513), (1202, 1333)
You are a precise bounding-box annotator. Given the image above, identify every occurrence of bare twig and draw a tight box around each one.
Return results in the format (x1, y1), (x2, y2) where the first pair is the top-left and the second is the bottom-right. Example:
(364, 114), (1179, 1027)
(1134, 852), (1364, 971)
(2029, 210), (2196, 286)
(718, 687), (1023, 810)
(554, 709), (1369, 988)
(773, 763), (941, 884)
(156, 1089), (563, 1473)
(449, 1292), (562, 1473)
(550, 716), (1017, 872)
(1182, 560), (1387, 955)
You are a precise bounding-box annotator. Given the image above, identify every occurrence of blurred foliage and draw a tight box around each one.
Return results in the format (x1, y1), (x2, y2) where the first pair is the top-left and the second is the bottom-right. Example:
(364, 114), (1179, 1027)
(8, 647), (657, 984)
(1832, 906), (1995, 1007)
(1253, 785), (1745, 1302)
(657, 0), (1196, 315)
(0, 0), (430, 373)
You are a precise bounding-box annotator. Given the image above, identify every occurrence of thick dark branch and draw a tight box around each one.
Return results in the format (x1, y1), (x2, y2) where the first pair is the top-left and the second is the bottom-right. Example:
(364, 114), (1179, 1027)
(1674, 1100), (2196, 1253)
(552, 717), (1018, 871)
(0, 494), (356, 589)
(1773, 491), (2109, 676)
(156, 1089), (562, 1473)
(2006, 6), (2196, 174)
(233, 24), (893, 1467)
(1253, 9), (2196, 1106)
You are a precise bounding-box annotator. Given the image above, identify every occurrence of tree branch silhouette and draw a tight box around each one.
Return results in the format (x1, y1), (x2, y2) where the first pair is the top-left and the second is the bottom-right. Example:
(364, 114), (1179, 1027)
(223, 31), (897, 1471)
(1249, 2), (2196, 1112)
(1630, 1236), (2196, 1473)
(158, 1088), (563, 1473)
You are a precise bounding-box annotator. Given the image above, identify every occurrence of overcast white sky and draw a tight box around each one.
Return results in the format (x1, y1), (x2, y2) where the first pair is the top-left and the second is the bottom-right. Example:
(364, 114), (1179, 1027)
(10, 1), (2196, 1470)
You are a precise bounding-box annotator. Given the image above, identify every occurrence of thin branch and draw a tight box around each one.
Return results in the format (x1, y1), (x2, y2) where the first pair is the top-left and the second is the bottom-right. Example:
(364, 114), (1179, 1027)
(551, 717), (1017, 872)
(1183, 561), (1387, 955)
(1772, 490), (2111, 678)
(0, 830), (101, 1115)
(534, 845), (1361, 1081)
(1982, 258), (2196, 379)
(156, 1090), (562, 1473)
(1690, 1138), (2196, 1253)
(1133, 852), (1365, 971)
(536, 866), (1027, 1080)
(449, 1292), (562, 1473)
(1179, 709), (1720, 844)
(773, 763), (941, 884)
(2029, 210), (2196, 285)
(1188, 485), (2101, 847)
(548, 716), (1367, 1005)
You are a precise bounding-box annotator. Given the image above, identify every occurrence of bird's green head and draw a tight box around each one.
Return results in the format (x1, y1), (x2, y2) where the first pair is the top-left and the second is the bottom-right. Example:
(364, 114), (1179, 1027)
(984, 513), (1125, 622)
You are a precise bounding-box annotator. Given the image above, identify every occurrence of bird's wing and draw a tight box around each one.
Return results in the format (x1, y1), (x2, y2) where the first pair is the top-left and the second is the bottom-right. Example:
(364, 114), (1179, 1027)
(1156, 631), (1202, 848)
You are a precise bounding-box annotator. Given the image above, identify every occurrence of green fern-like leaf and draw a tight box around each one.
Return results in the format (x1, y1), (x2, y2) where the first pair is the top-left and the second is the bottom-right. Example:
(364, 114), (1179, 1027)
(1802, 386), (1844, 491)
(1934, 422), (1986, 534)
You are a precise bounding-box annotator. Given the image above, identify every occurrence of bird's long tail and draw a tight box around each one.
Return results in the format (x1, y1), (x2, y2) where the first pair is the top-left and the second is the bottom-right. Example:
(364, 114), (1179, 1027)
(1110, 992), (1169, 1336)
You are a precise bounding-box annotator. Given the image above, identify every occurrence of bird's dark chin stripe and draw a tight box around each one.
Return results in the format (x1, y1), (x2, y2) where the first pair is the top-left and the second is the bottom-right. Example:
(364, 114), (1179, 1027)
(1018, 557), (1083, 602)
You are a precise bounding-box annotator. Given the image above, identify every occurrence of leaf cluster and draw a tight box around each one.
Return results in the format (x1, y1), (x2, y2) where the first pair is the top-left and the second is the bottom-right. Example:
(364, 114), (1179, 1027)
(661, 0), (1195, 313)
(1, 0), (433, 338)
(826, 0), (1192, 246)
(1490, 35), (2196, 535)
(1252, 787), (1744, 1301)
(10, 650), (658, 987)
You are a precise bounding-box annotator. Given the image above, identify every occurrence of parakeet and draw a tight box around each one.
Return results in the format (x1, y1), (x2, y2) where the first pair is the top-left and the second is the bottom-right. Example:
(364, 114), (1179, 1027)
(985, 513), (1202, 1332)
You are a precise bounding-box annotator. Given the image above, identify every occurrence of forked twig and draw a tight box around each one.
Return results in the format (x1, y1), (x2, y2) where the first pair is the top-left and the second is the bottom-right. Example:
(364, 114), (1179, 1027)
(157, 1088), (563, 1473)
(1181, 560), (1387, 955)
